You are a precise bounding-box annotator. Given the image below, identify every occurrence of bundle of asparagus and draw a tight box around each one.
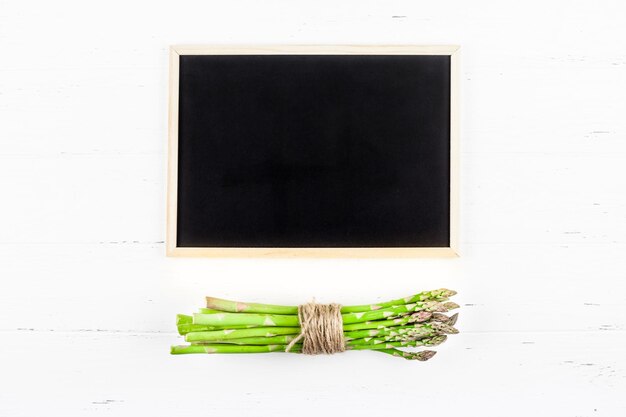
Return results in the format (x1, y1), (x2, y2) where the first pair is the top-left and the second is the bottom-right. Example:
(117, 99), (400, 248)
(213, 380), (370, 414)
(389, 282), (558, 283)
(171, 289), (459, 361)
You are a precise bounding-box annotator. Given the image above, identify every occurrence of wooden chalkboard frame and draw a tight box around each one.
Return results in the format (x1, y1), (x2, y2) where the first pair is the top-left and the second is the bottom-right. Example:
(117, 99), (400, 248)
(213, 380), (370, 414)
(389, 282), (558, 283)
(167, 45), (460, 258)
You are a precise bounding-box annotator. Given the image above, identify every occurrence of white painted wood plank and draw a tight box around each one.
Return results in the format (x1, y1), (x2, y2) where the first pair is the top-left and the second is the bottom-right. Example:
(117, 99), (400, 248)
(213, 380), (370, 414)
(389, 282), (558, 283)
(2, 58), (624, 156)
(0, 155), (164, 244)
(0, 152), (624, 244)
(2, 0), (626, 415)
(0, 243), (624, 333)
(0, 331), (624, 417)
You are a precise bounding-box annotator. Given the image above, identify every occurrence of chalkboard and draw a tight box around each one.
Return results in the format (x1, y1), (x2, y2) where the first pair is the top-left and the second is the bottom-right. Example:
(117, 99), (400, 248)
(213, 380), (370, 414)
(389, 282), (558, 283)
(167, 46), (459, 257)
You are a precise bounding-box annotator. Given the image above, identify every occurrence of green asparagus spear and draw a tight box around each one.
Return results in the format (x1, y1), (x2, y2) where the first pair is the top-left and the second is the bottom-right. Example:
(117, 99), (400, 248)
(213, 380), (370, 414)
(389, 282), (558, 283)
(340, 289), (456, 312)
(348, 335), (448, 349)
(190, 335), (298, 345)
(171, 344), (287, 354)
(171, 344), (438, 361)
(192, 301), (459, 328)
(341, 301), (459, 324)
(189, 335), (448, 349)
(344, 322), (457, 342)
(376, 349), (437, 361)
(341, 312), (432, 331)
(185, 327), (300, 343)
(205, 289), (456, 315)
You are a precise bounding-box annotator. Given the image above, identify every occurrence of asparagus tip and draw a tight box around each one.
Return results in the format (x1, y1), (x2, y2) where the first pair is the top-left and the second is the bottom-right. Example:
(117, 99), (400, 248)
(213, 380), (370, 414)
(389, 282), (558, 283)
(442, 301), (460, 311)
(438, 288), (457, 297)
(397, 350), (437, 361)
(431, 335), (448, 345)
(417, 350), (437, 361)
(430, 312), (459, 325)
(411, 311), (433, 323)
(431, 322), (459, 334)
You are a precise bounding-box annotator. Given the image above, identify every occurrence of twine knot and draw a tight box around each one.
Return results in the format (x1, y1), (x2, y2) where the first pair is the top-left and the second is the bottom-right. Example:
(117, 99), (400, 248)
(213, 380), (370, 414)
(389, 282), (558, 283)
(285, 301), (346, 354)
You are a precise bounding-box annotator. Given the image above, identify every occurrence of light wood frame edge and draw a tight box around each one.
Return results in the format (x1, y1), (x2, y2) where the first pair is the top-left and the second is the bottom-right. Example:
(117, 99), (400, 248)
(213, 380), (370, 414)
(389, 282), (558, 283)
(166, 48), (180, 256)
(449, 48), (460, 256)
(166, 45), (460, 258)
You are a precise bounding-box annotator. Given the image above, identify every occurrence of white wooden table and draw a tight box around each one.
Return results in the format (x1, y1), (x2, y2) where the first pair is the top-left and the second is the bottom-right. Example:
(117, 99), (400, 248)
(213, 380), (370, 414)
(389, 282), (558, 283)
(1, 1), (625, 415)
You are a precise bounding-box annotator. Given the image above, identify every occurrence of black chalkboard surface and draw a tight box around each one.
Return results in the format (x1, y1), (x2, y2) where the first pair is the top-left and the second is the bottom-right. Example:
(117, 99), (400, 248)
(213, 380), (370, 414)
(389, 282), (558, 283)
(168, 46), (459, 257)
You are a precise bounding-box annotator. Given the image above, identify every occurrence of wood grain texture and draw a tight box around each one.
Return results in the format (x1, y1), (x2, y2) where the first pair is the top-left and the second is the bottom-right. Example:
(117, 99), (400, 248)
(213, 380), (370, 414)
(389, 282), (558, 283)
(1, 331), (624, 416)
(1, 0), (625, 416)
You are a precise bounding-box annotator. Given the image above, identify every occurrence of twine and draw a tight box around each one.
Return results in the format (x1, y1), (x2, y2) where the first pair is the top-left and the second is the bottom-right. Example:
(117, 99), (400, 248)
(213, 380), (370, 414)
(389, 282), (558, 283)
(285, 301), (346, 354)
